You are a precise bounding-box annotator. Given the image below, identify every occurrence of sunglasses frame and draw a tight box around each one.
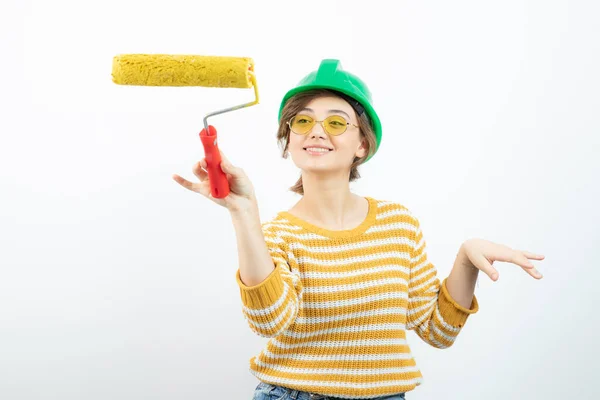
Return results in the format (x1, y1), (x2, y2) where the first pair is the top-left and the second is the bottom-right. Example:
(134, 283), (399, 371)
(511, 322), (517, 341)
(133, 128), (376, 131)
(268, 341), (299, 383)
(287, 114), (359, 136)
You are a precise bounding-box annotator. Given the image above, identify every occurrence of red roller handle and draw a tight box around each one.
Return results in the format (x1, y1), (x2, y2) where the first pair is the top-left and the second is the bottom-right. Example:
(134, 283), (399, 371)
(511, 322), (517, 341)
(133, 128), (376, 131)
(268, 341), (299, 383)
(199, 125), (230, 199)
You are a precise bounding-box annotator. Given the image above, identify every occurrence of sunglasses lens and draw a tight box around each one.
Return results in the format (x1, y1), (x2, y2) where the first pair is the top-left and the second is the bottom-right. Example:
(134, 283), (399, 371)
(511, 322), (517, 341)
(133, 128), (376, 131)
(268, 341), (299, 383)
(290, 115), (314, 134)
(324, 115), (348, 135)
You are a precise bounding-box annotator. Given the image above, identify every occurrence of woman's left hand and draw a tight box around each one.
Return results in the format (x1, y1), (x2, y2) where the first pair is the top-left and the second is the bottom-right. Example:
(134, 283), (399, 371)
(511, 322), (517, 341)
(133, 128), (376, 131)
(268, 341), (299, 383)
(459, 238), (544, 281)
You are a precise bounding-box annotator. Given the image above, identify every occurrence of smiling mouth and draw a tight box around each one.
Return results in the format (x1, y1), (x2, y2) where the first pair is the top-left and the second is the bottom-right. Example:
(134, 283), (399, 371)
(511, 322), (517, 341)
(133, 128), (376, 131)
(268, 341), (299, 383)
(304, 147), (333, 153)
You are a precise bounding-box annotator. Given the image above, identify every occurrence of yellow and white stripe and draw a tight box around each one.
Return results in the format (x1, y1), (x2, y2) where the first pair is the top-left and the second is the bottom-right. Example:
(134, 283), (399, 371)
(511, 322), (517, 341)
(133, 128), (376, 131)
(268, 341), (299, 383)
(235, 197), (478, 398)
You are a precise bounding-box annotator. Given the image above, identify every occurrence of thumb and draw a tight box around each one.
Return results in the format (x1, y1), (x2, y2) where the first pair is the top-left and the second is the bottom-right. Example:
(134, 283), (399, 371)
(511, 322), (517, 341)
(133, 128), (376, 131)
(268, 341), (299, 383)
(219, 148), (230, 165)
(219, 152), (235, 173)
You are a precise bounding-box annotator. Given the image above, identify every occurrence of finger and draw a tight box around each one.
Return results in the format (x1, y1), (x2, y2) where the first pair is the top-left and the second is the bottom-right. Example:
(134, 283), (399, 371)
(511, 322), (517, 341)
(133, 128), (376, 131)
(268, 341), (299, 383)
(173, 173), (224, 205)
(521, 264), (544, 279)
(197, 181), (214, 198)
(219, 155), (238, 176)
(493, 248), (543, 278)
(472, 253), (500, 281)
(218, 148), (228, 163)
(519, 250), (545, 261)
(172, 174), (201, 192)
(491, 246), (536, 270)
(188, 176), (224, 201)
(219, 150), (240, 173)
(193, 160), (208, 181)
(514, 252), (536, 269)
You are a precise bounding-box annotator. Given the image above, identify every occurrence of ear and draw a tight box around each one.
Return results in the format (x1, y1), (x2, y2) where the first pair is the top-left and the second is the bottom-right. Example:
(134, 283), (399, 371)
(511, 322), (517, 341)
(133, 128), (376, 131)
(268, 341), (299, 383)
(355, 138), (368, 158)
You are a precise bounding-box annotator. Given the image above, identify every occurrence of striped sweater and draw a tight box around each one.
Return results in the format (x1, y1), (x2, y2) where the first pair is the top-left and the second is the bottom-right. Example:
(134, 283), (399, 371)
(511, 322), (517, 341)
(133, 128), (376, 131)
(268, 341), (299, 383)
(235, 197), (479, 399)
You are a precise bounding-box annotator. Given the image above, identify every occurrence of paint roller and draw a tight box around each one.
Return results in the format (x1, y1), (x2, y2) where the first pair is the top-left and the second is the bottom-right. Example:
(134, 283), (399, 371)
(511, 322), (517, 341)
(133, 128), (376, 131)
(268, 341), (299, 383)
(111, 54), (259, 198)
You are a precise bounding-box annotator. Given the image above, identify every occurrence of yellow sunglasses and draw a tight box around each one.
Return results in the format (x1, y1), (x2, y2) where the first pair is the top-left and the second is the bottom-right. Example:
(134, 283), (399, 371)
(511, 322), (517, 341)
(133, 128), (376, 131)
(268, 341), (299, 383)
(287, 114), (359, 136)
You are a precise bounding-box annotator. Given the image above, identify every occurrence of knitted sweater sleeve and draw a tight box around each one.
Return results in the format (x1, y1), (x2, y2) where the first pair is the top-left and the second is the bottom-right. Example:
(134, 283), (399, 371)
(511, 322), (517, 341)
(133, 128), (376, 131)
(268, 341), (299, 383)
(405, 212), (479, 348)
(235, 225), (303, 338)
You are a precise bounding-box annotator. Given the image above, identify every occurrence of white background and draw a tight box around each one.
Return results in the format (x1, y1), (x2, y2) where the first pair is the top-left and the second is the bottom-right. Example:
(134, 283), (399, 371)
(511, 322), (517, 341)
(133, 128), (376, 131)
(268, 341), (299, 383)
(1, 0), (598, 399)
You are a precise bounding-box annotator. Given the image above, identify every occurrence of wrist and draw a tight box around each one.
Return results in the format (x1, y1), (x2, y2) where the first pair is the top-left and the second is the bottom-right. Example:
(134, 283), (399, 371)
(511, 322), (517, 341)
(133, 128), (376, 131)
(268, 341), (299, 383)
(456, 243), (479, 274)
(229, 199), (259, 221)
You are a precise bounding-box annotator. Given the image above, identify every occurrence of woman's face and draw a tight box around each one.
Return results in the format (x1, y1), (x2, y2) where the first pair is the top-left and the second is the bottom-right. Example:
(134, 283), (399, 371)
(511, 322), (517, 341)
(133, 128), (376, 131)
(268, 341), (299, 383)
(287, 95), (367, 174)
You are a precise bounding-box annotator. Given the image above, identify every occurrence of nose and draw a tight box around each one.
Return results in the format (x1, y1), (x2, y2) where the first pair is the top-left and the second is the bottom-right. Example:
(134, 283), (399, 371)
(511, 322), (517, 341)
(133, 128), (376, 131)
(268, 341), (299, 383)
(309, 121), (328, 139)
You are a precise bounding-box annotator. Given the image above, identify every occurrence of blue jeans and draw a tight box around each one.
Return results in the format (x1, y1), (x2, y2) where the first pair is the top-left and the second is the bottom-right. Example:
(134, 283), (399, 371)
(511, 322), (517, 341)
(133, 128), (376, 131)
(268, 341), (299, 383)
(252, 382), (406, 400)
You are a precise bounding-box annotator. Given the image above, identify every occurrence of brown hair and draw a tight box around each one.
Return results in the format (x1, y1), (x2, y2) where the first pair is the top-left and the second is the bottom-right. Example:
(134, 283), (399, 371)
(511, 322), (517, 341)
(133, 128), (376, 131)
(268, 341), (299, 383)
(276, 89), (377, 195)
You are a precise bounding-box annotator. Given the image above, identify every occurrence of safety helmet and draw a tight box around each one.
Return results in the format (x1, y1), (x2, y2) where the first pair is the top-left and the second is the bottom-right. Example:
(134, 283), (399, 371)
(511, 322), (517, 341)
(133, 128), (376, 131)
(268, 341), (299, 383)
(278, 59), (382, 162)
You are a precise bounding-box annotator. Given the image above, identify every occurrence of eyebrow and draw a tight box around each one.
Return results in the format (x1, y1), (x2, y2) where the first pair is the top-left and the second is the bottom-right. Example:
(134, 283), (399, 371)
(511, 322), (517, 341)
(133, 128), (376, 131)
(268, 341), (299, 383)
(301, 107), (351, 119)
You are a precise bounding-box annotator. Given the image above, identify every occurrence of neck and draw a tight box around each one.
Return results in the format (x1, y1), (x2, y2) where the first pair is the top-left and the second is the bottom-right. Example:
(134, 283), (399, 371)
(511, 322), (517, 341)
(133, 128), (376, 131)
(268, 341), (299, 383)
(294, 170), (361, 228)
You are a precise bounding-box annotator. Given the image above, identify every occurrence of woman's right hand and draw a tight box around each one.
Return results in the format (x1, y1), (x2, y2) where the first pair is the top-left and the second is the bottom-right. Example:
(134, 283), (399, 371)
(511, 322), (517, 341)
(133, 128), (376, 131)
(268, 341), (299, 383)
(172, 149), (257, 213)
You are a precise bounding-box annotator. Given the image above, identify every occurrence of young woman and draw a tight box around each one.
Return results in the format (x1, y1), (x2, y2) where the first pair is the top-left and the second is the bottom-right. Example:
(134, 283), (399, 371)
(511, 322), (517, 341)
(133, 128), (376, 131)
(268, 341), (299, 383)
(173, 59), (544, 400)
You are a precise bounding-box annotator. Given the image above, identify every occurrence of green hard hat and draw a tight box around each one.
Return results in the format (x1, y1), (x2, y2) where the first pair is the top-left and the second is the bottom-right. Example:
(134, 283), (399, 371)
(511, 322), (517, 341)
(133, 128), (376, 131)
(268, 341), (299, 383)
(278, 59), (382, 162)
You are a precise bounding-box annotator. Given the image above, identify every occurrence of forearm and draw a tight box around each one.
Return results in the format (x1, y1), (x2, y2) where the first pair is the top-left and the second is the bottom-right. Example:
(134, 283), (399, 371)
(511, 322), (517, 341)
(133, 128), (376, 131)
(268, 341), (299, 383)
(445, 243), (479, 309)
(229, 201), (275, 287)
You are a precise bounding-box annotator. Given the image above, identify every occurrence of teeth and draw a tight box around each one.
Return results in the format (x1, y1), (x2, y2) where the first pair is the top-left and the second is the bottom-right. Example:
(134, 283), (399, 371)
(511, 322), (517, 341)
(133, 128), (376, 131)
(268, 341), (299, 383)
(305, 147), (330, 152)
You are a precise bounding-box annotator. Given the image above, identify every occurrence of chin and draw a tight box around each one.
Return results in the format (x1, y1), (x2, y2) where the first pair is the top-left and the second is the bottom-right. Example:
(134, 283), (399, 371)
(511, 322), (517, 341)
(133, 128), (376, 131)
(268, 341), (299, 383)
(290, 149), (349, 172)
(296, 160), (348, 174)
